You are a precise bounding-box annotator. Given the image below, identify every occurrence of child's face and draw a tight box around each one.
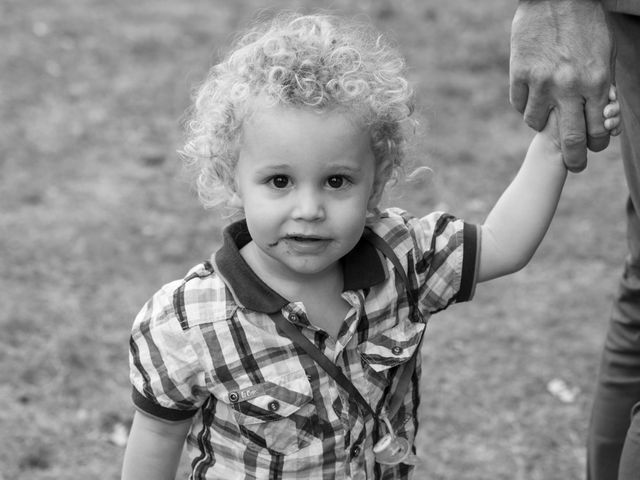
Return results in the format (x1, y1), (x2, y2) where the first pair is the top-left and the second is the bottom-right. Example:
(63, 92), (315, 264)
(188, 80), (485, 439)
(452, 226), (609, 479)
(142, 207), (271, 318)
(231, 104), (378, 280)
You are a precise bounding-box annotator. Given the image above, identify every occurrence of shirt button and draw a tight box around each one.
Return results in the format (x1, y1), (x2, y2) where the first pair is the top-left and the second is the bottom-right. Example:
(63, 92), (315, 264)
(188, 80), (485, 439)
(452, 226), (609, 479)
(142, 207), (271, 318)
(391, 346), (403, 355)
(351, 445), (361, 457)
(228, 392), (239, 403)
(288, 313), (298, 322)
(268, 400), (280, 412)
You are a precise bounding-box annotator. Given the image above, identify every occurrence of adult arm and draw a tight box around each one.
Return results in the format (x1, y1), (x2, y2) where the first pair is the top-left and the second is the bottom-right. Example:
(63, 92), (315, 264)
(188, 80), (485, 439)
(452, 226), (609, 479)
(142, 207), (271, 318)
(510, 0), (613, 172)
(121, 410), (191, 480)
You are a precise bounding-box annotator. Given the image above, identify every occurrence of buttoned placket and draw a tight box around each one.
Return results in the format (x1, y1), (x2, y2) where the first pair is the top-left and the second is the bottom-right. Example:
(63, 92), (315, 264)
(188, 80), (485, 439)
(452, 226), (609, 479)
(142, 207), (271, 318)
(339, 291), (377, 478)
(281, 301), (345, 424)
(282, 293), (375, 476)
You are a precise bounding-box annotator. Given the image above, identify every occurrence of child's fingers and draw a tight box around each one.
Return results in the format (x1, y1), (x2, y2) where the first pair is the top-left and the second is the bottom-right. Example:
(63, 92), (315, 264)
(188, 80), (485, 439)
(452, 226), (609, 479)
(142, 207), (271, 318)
(601, 86), (621, 136)
(604, 114), (622, 136)
(604, 117), (620, 131)
(603, 102), (620, 119)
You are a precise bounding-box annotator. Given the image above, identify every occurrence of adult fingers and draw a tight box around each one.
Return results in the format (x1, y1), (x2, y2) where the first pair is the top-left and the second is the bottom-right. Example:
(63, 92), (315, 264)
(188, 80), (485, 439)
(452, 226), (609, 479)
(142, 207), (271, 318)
(558, 102), (588, 172)
(509, 77), (528, 114)
(587, 131), (611, 152)
(522, 92), (551, 133)
(509, 57), (550, 131)
(585, 92), (611, 152)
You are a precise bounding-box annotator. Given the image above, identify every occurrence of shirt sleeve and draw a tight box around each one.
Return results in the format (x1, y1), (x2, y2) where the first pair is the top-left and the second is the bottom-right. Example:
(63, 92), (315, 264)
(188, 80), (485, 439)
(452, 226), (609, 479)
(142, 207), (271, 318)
(409, 210), (479, 312)
(129, 281), (209, 421)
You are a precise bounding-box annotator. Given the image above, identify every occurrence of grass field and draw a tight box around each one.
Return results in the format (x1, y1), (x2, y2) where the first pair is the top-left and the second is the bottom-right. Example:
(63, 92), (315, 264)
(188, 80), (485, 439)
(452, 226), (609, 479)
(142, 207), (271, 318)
(1, 0), (629, 479)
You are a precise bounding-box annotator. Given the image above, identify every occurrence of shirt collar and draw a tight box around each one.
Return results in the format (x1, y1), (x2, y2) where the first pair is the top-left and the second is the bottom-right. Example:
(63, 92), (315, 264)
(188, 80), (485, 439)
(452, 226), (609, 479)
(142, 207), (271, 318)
(213, 219), (387, 313)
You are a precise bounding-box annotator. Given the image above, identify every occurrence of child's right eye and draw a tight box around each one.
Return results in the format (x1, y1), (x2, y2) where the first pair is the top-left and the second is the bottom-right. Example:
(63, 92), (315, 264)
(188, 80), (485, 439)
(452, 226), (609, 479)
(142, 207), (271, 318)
(269, 175), (290, 189)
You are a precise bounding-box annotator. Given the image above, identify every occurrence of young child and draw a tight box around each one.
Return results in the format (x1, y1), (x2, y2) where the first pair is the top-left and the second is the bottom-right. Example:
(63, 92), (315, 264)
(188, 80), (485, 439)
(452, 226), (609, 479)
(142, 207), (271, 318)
(121, 13), (621, 480)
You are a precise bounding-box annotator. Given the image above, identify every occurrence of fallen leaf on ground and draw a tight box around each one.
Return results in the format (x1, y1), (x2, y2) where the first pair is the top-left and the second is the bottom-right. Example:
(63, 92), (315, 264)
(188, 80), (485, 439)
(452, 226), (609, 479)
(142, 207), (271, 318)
(547, 378), (580, 403)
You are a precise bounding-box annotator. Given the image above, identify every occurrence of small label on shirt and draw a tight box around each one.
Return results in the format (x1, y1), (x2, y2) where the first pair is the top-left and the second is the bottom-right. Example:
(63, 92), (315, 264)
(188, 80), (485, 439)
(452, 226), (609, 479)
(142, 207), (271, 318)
(230, 384), (266, 402)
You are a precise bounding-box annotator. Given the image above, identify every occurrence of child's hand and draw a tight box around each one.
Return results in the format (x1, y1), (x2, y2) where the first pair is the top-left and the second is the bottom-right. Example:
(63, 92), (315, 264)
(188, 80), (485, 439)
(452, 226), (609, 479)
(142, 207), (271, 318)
(604, 85), (622, 137)
(540, 84), (621, 160)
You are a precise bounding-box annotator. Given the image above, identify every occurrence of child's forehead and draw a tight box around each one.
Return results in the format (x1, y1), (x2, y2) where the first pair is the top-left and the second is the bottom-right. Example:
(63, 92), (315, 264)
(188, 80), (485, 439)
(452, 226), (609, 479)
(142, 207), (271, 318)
(239, 100), (375, 162)
(245, 97), (366, 129)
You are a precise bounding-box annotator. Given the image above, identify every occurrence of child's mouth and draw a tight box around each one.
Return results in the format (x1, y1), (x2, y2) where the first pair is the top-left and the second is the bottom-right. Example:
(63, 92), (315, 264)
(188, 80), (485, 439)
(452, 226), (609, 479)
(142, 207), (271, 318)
(279, 235), (331, 252)
(287, 235), (322, 242)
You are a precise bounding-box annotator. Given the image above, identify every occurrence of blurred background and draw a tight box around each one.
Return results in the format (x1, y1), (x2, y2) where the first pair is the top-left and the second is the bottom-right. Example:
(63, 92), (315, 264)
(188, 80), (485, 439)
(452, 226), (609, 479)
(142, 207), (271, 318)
(0, 0), (628, 478)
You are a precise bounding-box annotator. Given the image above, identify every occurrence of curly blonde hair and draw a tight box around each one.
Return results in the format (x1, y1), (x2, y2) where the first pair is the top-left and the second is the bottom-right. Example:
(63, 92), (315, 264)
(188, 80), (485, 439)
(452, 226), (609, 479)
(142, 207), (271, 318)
(180, 12), (415, 209)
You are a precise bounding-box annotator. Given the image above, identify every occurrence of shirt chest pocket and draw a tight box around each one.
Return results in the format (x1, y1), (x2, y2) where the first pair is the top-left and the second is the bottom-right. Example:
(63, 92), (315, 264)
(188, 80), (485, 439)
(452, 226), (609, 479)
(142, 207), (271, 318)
(225, 371), (319, 455)
(359, 320), (425, 374)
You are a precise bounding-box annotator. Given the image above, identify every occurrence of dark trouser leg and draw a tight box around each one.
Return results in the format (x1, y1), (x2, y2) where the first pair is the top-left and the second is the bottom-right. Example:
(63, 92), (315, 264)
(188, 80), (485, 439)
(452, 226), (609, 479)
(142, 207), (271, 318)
(588, 244), (640, 480)
(587, 13), (640, 480)
(618, 402), (640, 479)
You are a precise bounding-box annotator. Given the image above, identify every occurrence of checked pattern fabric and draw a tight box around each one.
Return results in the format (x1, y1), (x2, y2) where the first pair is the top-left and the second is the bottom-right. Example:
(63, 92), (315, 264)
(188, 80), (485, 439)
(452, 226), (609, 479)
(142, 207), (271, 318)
(129, 208), (478, 479)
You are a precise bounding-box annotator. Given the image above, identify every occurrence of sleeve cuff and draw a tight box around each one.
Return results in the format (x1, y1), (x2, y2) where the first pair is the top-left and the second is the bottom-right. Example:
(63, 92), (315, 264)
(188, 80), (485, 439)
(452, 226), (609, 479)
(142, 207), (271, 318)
(132, 388), (199, 422)
(457, 222), (480, 302)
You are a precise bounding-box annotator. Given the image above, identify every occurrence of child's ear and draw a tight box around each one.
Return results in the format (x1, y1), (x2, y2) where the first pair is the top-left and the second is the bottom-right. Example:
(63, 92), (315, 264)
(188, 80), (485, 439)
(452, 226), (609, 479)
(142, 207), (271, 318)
(368, 164), (391, 210)
(367, 181), (385, 210)
(227, 191), (244, 209)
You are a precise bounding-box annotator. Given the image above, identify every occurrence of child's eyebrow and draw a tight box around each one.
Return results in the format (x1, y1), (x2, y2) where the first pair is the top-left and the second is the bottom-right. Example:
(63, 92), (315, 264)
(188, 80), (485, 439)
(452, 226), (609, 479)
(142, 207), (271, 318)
(324, 164), (364, 174)
(256, 164), (291, 171)
(254, 164), (365, 175)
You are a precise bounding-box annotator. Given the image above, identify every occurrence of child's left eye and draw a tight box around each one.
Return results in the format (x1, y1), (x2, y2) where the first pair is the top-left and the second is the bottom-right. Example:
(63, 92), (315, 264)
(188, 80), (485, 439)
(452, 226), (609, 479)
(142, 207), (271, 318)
(269, 175), (290, 189)
(327, 176), (347, 189)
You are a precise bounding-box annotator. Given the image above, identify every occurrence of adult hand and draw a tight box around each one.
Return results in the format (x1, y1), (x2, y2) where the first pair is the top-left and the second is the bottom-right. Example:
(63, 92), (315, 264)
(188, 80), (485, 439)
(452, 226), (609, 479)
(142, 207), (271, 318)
(510, 0), (613, 172)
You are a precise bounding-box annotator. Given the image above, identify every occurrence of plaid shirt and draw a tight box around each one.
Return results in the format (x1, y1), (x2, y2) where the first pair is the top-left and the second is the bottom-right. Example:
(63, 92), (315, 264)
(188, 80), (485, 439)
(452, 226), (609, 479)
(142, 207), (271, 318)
(129, 208), (478, 479)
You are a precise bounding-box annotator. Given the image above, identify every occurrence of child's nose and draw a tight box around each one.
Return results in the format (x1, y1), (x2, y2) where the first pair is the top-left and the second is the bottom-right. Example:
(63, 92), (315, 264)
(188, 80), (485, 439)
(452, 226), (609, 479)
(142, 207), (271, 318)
(292, 189), (326, 221)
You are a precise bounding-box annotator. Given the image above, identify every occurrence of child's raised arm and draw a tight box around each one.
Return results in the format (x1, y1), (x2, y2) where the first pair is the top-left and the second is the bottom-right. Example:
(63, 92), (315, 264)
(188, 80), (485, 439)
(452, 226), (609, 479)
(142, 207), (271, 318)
(477, 85), (621, 282)
(121, 411), (191, 480)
